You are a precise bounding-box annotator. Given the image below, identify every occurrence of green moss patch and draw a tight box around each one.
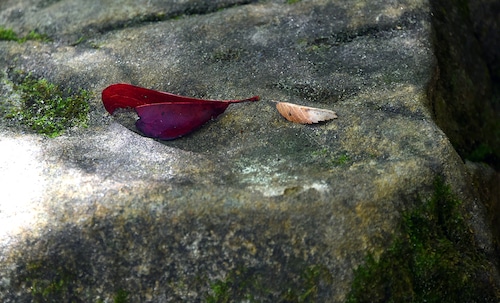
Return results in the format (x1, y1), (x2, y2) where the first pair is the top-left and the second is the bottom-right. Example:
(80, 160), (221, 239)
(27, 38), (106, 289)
(8, 73), (91, 137)
(205, 264), (332, 303)
(347, 178), (499, 302)
(113, 289), (130, 303)
(22, 261), (78, 302)
(0, 26), (50, 42)
(0, 26), (18, 41)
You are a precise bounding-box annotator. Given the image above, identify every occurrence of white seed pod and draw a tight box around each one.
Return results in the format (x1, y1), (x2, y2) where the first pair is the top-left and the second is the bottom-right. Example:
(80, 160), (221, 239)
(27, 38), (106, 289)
(275, 102), (338, 124)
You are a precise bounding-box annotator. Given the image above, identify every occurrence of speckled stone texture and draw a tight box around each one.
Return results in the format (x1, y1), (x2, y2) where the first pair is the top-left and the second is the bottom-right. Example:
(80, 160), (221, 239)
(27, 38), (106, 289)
(0, 0), (498, 302)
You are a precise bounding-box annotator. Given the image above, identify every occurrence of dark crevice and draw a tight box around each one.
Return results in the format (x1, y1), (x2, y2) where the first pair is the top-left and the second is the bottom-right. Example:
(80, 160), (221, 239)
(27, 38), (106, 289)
(302, 10), (427, 48)
(35, 0), (63, 9)
(79, 0), (259, 40)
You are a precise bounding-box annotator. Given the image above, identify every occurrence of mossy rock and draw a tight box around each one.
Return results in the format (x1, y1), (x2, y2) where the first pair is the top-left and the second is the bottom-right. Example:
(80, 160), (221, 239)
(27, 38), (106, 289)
(347, 178), (500, 303)
(6, 72), (91, 137)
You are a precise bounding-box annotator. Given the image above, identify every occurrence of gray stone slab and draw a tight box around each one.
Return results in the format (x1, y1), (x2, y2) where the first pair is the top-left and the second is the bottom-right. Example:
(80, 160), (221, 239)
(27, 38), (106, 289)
(0, 0), (498, 302)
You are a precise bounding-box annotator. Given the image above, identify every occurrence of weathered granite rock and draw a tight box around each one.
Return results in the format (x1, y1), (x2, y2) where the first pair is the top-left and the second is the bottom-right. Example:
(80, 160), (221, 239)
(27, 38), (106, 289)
(0, 0), (499, 302)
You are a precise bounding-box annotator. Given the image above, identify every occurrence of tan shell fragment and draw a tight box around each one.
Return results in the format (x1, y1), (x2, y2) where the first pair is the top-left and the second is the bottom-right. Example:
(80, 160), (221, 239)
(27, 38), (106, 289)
(275, 102), (338, 124)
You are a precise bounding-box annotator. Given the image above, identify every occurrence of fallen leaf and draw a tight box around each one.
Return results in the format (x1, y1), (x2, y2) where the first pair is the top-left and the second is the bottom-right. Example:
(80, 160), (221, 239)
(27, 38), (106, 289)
(102, 83), (259, 140)
(275, 101), (338, 124)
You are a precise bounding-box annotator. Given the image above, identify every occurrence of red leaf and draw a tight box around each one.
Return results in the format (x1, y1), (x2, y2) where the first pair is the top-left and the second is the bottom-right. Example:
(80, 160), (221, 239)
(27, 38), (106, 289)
(101, 83), (259, 140)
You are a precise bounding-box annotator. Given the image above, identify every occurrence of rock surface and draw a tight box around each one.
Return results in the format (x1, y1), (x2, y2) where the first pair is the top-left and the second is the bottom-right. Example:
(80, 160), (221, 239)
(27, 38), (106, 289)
(0, 0), (498, 302)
